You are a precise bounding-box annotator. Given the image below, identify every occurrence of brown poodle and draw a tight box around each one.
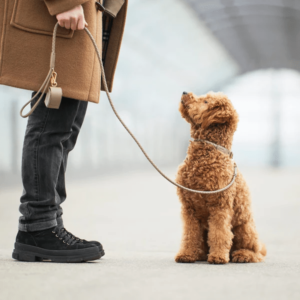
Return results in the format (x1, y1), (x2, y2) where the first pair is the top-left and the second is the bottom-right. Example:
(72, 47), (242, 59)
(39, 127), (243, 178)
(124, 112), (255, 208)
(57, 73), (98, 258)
(175, 91), (266, 264)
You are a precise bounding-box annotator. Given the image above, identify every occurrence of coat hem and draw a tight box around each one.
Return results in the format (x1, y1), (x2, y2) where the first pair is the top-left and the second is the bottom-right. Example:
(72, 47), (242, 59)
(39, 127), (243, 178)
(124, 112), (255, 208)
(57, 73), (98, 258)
(0, 77), (100, 104)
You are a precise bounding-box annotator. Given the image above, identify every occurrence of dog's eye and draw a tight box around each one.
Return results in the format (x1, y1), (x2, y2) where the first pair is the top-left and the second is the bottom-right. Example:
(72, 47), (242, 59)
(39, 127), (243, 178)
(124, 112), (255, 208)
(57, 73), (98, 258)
(204, 101), (208, 104)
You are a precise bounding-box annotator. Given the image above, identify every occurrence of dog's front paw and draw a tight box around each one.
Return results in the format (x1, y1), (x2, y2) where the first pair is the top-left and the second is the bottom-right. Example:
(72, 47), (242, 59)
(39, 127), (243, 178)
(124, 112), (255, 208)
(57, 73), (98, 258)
(207, 253), (229, 264)
(175, 253), (197, 263)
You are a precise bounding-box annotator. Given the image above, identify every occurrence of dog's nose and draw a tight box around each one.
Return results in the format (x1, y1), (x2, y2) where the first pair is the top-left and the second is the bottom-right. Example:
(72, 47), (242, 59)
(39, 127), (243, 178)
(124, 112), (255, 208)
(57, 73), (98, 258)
(183, 91), (188, 95)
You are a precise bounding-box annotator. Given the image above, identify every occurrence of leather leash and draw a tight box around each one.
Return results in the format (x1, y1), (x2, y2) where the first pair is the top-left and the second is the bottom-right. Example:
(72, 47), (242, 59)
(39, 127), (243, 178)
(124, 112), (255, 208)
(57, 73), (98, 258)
(20, 22), (238, 194)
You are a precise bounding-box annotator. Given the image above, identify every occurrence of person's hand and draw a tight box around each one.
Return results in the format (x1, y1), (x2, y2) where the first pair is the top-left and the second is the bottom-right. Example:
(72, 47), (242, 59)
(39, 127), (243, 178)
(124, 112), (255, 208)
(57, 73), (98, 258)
(56, 5), (88, 31)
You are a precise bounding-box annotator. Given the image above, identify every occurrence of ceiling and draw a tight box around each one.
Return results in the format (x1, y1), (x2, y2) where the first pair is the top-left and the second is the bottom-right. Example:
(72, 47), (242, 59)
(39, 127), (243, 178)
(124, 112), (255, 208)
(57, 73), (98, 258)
(184, 0), (300, 74)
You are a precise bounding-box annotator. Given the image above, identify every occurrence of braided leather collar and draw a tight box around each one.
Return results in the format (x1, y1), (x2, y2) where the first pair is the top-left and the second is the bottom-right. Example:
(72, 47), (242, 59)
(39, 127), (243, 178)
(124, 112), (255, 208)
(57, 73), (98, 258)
(194, 139), (233, 159)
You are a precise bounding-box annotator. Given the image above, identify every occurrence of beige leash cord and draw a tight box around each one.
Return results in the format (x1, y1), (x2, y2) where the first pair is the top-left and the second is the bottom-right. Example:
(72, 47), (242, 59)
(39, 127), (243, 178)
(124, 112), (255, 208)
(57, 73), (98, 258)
(21, 23), (238, 194)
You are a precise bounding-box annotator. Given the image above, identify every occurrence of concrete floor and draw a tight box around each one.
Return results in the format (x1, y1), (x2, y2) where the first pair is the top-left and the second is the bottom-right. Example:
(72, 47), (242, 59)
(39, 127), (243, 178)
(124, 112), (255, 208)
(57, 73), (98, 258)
(0, 167), (299, 300)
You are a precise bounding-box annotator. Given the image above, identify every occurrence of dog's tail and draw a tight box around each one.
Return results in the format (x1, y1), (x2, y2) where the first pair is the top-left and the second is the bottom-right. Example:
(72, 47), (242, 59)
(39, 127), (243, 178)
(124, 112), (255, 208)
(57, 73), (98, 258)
(260, 242), (267, 257)
(255, 242), (267, 262)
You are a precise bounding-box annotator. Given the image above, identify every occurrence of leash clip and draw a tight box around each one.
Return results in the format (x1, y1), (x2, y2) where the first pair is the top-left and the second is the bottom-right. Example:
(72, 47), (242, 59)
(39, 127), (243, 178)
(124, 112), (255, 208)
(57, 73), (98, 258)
(45, 70), (62, 109)
(50, 71), (58, 87)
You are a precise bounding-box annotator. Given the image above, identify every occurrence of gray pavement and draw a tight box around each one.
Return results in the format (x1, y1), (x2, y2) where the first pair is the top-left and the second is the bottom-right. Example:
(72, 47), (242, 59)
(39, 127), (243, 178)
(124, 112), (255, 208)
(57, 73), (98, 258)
(0, 167), (299, 300)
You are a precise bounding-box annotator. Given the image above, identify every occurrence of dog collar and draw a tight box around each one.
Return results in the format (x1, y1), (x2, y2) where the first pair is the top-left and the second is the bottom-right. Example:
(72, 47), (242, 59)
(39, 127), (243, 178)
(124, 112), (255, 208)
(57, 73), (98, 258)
(193, 139), (233, 159)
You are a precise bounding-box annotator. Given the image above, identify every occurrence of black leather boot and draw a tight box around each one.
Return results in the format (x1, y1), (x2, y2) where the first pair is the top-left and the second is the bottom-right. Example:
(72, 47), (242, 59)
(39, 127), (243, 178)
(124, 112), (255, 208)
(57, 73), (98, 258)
(12, 226), (103, 263)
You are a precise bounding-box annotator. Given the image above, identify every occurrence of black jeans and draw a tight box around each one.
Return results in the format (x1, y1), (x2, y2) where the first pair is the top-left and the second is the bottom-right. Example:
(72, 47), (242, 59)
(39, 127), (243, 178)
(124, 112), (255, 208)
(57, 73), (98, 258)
(19, 92), (88, 232)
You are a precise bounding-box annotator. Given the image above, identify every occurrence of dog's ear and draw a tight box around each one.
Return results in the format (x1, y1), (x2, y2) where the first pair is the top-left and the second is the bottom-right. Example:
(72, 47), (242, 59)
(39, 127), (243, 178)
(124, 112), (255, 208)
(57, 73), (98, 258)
(198, 92), (239, 130)
(200, 104), (236, 129)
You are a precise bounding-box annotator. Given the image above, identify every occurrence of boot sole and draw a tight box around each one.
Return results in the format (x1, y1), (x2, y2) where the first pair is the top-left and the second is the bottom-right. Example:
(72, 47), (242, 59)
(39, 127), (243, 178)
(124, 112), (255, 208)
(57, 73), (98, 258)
(12, 242), (104, 263)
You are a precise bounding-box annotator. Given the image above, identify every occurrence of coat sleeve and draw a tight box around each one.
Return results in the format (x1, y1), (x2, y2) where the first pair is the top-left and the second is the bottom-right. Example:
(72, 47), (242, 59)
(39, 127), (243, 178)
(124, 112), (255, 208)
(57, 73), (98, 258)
(43, 0), (90, 16)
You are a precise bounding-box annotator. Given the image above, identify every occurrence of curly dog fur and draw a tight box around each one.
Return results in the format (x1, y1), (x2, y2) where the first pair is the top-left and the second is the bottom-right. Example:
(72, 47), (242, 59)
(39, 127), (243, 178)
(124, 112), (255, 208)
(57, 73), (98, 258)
(175, 92), (266, 264)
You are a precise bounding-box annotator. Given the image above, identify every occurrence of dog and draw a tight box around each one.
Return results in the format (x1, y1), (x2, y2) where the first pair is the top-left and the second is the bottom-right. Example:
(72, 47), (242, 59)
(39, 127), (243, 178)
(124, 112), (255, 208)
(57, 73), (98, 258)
(175, 91), (266, 264)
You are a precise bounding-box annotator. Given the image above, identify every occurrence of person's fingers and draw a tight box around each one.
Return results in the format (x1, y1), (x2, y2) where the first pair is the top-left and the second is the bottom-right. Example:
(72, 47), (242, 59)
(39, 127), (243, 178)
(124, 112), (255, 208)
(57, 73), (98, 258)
(70, 16), (78, 31)
(77, 15), (84, 30)
(58, 19), (65, 28)
(56, 5), (86, 30)
(64, 19), (71, 29)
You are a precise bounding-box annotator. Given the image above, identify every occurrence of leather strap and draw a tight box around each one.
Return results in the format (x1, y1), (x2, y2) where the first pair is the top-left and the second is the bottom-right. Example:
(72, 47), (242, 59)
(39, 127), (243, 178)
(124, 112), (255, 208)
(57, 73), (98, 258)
(82, 24), (238, 195)
(19, 68), (54, 118)
(20, 22), (237, 195)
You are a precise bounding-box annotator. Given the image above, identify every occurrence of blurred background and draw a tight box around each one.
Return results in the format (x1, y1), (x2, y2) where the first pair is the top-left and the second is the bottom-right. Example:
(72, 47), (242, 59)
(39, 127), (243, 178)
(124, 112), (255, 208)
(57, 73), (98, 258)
(1, 1), (300, 299)
(1, 0), (300, 183)
(2, 0), (300, 180)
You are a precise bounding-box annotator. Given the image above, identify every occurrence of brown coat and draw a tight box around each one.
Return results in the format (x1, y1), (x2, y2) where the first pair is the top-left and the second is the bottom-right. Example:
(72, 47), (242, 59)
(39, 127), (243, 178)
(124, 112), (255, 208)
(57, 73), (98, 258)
(0, 0), (128, 103)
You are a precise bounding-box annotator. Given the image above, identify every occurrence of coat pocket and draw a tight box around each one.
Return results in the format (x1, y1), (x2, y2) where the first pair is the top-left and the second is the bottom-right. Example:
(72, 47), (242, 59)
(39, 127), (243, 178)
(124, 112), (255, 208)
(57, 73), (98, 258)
(10, 0), (74, 39)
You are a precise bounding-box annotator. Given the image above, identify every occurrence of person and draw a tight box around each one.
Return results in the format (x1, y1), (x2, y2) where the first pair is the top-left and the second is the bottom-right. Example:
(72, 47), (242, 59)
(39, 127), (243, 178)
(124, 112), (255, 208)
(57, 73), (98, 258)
(0, 0), (128, 262)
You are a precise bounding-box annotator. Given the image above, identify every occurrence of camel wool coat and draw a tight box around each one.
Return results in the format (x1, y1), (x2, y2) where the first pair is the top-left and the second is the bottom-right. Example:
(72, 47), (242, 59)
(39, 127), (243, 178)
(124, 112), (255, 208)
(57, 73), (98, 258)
(0, 0), (128, 103)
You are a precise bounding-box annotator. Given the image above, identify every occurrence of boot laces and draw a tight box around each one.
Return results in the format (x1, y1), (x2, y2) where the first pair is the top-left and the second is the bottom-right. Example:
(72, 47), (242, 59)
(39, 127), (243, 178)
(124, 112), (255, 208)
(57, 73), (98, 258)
(52, 227), (78, 246)
(61, 228), (84, 243)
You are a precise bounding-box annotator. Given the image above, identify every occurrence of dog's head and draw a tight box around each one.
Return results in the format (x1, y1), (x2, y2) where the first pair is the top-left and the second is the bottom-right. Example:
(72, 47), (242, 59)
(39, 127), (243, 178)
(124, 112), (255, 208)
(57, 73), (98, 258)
(179, 91), (239, 133)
